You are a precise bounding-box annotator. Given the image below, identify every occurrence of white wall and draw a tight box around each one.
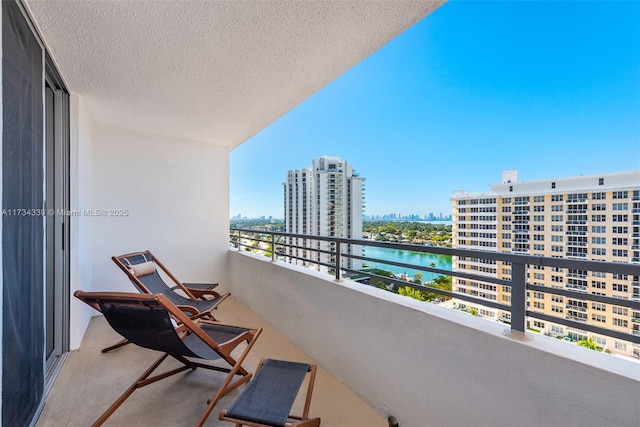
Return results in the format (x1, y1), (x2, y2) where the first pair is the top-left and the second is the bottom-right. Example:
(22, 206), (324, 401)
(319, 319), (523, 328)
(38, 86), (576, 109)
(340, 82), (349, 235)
(229, 250), (640, 427)
(68, 94), (94, 349)
(90, 125), (230, 296)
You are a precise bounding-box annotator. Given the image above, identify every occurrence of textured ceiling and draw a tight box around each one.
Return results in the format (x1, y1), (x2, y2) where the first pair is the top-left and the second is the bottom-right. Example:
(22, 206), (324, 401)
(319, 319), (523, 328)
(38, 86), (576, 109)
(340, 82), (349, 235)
(25, 0), (444, 148)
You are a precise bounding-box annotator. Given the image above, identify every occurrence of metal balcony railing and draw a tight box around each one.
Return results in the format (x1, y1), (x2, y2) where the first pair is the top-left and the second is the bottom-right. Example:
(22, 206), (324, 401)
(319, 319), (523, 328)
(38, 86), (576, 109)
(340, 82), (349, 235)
(230, 227), (640, 346)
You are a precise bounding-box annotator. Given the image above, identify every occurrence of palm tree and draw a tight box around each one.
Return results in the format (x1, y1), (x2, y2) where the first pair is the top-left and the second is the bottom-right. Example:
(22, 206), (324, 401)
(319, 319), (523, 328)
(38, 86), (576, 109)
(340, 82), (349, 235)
(429, 262), (436, 282)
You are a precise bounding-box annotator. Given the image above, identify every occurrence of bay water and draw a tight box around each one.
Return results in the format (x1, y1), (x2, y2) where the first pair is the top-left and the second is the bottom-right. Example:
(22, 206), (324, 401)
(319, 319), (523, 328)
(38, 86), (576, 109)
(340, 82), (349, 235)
(362, 245), (452, 281)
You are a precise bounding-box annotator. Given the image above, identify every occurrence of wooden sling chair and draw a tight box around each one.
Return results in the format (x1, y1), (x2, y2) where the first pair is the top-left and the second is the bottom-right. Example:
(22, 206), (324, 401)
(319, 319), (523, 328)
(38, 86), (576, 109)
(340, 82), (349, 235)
(219, 358), (321, 427)
(74, 290), (262, 427)
(104, 250), (230, 353)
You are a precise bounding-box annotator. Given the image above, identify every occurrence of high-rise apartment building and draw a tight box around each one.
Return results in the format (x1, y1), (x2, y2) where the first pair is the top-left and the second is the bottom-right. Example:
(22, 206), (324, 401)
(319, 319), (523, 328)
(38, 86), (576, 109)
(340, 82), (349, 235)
(284, 156), (364, 274)
(452, 170), (640, 358)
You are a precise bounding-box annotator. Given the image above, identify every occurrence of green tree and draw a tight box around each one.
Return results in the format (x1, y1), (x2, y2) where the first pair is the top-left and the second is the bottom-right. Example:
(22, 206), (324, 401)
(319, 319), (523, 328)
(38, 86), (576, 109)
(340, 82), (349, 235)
(399, 286), (426, 301)
(429, 262), (436, 282)
(578, 339), (598, 351)
(412, 272), (423, 284)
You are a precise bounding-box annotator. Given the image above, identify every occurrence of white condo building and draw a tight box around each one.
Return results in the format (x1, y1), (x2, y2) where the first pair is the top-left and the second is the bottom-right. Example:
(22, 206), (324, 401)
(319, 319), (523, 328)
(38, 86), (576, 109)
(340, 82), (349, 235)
(284, 156), (364, 274)
(452, 170), (640, 358)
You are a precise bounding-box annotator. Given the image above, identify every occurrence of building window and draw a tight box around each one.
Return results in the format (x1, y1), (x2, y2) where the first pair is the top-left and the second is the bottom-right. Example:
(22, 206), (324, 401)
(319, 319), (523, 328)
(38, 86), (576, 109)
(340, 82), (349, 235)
(612, 284), (628, 293)
(612, 249), (628, 257)
(612, 307), (628, 316)
(612, 191), (628, 199)
(509, 185), (513, 192)
(551, 182), (556, 189)
(598, 178), (604, 185)
(612, 214), (628, 222)
(613, 318), (628, 328)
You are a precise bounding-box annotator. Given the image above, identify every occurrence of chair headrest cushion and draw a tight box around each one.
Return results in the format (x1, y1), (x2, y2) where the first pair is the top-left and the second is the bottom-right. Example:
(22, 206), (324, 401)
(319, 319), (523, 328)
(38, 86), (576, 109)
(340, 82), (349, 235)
(128, 261), (156, 277)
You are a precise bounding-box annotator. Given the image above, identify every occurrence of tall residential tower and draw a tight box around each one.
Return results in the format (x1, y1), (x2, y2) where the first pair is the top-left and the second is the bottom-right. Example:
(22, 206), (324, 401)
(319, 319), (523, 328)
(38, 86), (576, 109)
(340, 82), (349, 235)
(452, 170), (640, 358)
(284, 156), (364, 274)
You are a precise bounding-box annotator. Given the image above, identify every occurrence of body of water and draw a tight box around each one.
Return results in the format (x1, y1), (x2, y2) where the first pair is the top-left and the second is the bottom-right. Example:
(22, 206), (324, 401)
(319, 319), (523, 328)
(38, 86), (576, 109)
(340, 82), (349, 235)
(362, 245), (452, 281)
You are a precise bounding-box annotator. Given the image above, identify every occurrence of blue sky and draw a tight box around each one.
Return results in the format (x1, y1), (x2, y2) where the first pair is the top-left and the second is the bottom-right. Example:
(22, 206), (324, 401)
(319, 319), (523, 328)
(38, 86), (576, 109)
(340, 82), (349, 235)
(231, 0), (640, 219)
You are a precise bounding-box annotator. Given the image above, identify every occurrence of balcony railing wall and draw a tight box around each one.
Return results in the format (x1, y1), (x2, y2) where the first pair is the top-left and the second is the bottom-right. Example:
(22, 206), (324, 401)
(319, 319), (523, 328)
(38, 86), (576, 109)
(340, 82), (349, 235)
(231, 228), (640, 347)
(228, 244), (640, 427)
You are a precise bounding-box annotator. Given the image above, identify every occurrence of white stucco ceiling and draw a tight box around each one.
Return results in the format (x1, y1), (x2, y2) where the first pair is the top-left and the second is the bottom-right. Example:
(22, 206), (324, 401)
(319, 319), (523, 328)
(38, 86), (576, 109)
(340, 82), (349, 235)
(25, 0), (444, 148)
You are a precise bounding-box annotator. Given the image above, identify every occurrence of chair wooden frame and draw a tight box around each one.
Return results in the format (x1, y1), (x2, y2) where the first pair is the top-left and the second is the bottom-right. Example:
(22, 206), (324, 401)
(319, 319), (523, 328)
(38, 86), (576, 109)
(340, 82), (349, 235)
(112, 250), (228, 315)
(105, 250), (230, 353)
(219, 358), (321, 427)
(74, 290), (262, 427)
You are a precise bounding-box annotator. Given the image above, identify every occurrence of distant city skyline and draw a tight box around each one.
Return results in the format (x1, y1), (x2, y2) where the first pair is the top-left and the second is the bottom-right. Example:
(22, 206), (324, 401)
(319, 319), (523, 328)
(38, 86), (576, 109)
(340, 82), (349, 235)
(231, 1), (640, 219)
(231, 212), (452, 222)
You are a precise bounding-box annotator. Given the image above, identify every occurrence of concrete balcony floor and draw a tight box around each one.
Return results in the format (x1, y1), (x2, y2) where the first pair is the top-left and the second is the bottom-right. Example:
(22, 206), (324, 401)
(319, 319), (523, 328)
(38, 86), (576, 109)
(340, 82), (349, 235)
(37, 297), (385, 427)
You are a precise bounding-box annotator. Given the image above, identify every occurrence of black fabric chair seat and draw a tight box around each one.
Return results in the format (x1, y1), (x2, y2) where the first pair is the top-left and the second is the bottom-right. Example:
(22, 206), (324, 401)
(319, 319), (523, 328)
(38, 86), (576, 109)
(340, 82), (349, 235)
(183, 323), (252, 360)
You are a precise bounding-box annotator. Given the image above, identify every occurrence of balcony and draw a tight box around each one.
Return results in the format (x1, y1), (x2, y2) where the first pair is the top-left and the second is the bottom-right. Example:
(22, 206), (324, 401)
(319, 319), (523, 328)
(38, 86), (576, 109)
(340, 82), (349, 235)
(222, 247), (639, 426)
(565, 304), (588, 313)
(565, 283), (587, 292)
(37, 297), (382, 426)
(565, 314), (589, 323)
(565, 241), (588, 247)
(33, 231), (640, 427)
(5, 2), (640, 426)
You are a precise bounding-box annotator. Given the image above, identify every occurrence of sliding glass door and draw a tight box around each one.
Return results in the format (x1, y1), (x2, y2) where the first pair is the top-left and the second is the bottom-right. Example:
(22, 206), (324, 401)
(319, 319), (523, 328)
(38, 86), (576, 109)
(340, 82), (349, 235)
(44, 74), (70, 376)
(2, 1), (70, 425)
